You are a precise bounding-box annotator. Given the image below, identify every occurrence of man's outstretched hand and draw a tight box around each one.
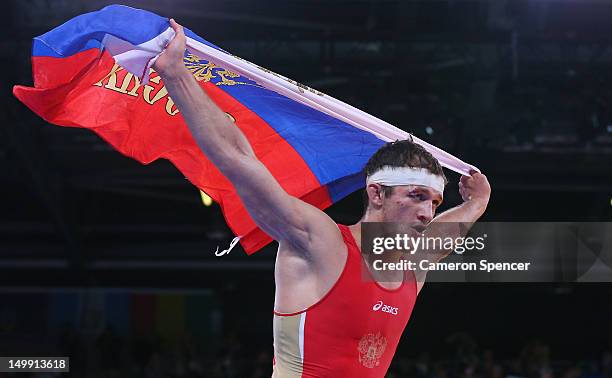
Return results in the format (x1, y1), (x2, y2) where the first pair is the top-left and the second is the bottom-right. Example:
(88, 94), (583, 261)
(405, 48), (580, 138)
(153, 19), (188, 80)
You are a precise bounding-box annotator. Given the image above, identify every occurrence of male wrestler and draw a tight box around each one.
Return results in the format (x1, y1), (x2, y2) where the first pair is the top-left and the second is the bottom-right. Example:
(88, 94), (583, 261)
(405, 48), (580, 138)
(154, 19), (491, 377)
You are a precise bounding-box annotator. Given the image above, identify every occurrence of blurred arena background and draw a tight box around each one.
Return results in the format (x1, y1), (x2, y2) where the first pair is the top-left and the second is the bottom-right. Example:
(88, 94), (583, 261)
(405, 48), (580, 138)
(1, 1), (611, 377)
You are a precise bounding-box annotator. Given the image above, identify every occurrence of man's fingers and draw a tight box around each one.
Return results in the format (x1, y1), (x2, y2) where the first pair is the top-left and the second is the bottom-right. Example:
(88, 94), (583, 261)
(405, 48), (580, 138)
(169, 19), (185, 37)
(162, 18), (186, 58)
(168, 19), (184, 42)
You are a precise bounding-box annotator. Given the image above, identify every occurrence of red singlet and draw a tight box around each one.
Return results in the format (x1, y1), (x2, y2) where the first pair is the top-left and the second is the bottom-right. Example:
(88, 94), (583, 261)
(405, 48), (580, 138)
(272, 224), (418, 377)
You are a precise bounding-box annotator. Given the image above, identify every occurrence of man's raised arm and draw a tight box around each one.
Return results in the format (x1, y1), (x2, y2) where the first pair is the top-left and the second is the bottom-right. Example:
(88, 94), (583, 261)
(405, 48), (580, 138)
(154, 20), (337, 252)
(426, 171), (491, 263)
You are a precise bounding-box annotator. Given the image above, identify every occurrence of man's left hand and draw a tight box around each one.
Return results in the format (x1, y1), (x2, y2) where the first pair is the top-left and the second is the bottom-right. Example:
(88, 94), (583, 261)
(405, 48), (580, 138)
(459, 170), (491, 209)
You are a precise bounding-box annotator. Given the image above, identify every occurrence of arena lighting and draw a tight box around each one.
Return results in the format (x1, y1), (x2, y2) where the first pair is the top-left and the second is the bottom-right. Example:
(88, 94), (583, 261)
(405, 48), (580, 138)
(200, 190), (213, 207)
(425, 126), (434, 135)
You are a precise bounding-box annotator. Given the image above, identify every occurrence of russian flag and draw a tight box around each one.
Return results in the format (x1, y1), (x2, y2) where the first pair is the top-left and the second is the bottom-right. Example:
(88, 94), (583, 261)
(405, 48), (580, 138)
(13, 5), (477, 254)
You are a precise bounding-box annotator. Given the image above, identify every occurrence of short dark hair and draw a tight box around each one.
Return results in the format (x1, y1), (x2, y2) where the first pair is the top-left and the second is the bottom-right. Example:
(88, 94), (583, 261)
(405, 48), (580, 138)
(362, 138), (447, 211)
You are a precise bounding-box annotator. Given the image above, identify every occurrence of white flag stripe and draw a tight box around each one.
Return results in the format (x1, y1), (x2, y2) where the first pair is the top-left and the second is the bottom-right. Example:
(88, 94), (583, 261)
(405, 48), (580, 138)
(183, 36), (478, 176)
(106, 26), (479, 176)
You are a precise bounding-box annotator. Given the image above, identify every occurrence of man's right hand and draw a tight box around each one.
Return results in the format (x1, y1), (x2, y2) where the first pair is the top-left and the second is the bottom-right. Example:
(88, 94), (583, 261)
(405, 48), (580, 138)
(153, 19), (188, 81)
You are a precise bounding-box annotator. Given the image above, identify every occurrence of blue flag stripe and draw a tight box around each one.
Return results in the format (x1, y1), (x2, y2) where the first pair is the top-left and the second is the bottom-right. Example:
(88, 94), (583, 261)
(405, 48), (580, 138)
(33, 5), (222, 58)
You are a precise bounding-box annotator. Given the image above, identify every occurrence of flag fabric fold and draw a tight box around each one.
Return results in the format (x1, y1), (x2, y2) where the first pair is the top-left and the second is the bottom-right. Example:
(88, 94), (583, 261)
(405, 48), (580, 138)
(13, 4), (478, 254)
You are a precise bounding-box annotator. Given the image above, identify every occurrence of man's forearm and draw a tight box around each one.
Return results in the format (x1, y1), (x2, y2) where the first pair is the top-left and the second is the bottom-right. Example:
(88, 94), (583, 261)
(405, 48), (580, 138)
(162, 68), (256, 171)
(432, 199), (487, 224)
(421, 200), (487, 262)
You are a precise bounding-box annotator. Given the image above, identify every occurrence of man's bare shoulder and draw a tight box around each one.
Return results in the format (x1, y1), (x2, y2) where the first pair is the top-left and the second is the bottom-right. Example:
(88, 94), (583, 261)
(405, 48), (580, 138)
(274, 216), (349, 314)
(276, 202), (348, 274)
(297, 201), (348, 253)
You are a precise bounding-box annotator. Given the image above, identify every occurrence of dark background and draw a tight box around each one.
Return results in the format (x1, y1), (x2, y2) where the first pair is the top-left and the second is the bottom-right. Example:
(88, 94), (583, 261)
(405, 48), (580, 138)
(1, 1), (611, 377)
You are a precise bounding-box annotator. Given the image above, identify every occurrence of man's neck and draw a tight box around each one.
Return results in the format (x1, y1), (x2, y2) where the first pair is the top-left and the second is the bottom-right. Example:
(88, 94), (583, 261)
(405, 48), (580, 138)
(349, 209), (383, 249)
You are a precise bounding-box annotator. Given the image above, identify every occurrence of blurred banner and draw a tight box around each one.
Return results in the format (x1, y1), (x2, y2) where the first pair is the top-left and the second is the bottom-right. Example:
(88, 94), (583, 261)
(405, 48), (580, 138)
(0, 288), (221, 354)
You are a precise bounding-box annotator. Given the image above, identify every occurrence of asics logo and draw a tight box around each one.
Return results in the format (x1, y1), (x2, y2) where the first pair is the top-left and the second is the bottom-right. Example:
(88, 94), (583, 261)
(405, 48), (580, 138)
(372, 300), (399, 315)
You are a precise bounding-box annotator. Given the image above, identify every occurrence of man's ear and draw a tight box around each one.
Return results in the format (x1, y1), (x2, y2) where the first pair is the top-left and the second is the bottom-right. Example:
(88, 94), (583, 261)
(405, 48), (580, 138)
(366, 183), (385, 208)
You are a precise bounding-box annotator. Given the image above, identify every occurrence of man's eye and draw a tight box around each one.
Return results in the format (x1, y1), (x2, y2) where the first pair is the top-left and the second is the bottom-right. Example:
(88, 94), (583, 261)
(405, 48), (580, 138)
(409, 193), (425, 200)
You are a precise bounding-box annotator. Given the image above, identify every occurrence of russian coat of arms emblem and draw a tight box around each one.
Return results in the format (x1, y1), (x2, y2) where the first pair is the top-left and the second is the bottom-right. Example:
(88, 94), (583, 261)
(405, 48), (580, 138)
(357, 332), (387, 368)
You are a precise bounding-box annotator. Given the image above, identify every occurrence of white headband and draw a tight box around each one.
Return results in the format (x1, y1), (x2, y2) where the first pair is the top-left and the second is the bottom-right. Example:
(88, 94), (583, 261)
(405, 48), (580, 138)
(366, 167), (445, 194)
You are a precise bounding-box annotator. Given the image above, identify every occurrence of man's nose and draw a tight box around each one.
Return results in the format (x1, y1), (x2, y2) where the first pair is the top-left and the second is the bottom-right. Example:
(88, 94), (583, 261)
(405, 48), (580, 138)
(416, 202), (434, 224)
